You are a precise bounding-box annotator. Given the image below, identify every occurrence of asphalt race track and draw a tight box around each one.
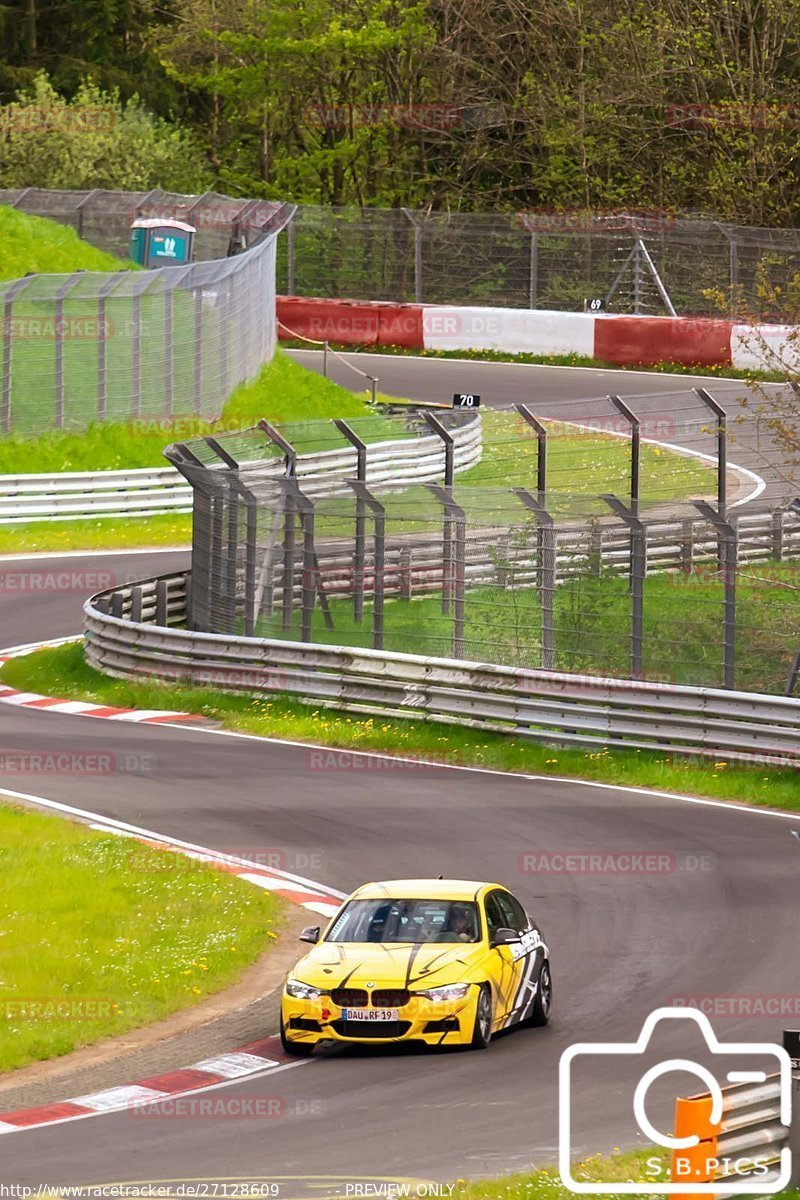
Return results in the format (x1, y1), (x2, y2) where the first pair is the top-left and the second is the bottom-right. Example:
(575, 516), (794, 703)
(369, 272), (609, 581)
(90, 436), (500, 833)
(2, 360), (799, 1188)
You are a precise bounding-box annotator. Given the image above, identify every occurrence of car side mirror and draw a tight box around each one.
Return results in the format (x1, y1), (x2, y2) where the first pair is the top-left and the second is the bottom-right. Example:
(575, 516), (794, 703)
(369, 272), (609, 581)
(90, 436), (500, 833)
(491, 927), (521, 948)
(299, 926), (320, 944)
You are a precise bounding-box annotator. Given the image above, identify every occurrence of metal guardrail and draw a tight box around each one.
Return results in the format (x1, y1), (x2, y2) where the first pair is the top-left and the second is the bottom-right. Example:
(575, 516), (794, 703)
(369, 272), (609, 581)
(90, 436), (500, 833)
(672, 1038), (800, 1197)
(84, 572), (800, 766)
(0, 415), (482, 523)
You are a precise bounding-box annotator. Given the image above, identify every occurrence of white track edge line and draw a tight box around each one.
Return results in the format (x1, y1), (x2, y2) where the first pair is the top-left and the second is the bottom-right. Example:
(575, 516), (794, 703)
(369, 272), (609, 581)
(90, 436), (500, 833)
(0, 785), (348, 900)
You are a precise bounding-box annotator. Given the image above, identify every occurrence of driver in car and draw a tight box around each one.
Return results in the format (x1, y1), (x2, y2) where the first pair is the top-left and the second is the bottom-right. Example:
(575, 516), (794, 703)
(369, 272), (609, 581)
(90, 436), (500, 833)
(436, 904), (476, 942)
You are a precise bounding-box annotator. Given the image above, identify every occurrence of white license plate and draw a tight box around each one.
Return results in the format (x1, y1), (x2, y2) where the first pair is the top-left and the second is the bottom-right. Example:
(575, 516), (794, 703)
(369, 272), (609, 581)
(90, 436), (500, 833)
(341, 1008), (399, 1022)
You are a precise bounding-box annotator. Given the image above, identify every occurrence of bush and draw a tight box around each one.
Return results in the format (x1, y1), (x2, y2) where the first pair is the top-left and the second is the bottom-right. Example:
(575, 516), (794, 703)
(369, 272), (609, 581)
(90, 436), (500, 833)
(0, 73), (212, 192)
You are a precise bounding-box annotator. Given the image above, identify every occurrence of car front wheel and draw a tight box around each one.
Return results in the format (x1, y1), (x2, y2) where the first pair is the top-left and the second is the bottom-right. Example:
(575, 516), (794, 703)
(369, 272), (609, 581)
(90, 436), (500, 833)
(470, 985), (493, 1049)
(280, 1014), (315, 1056)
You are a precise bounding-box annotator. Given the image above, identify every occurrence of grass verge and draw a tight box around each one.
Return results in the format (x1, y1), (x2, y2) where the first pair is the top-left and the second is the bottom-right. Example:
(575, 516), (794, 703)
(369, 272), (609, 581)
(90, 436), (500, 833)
(454, 1149), (667, 1199)
(0, 208), (135, 282)
(0, 797), (283, 1074)
(0, 351), (375, 474)
(3, 642), (799, 814)
(0, 512), (192, 554)
(453, 1149), (799, 1200)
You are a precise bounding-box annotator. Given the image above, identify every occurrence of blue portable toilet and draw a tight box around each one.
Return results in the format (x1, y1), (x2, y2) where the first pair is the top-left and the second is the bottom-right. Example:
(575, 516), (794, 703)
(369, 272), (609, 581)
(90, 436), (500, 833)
(129, 218), (196, 268)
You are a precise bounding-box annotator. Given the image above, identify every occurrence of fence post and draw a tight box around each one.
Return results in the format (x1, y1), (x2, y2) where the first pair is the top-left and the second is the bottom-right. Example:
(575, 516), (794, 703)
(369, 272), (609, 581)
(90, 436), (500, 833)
(1, 277), (33, 434)
(193, 283), (203, 415)
(286, 212), (296, 294)
(608, 394), (641, 517)
(772, 508), (784, 560)
(347, 481), (386, 650)
(422, 410), (455, 486)
(784, 1031), (800, 1188)
(633, 240), (644, 313)
(155, 578), (168, 626)
(426, 484), (466, 658)
(75, 189), (100, 241)
(422, 412), (455, 613)
(695, 500), (737, 689)
(130, 586), (143, 623)
(513, 490), (556, 670)
(204, 436), (243, 635)
(96, 271), (125, 423)
(258, 418), (297, 476)
(294, 490), (317, 644)
(694, 388), (728, 571)
(399, 545), (413, 599)
(514, 405), (547, 503)
(54, 274), (82, 429)
(402, 209), (423, 303)
(681, 520), (694, 574)
(529, 233), (539, 308)
(603, 494), (646, 680)
(334, 419), (368, 623)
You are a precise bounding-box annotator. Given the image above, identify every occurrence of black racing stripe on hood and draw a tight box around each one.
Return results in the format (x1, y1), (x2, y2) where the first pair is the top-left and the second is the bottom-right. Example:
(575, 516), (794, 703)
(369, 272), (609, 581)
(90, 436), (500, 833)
(407, 947), (462, 986)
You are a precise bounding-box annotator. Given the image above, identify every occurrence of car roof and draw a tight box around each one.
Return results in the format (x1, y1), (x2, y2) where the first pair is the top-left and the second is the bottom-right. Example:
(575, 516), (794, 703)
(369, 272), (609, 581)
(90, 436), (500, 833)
(350, 879), (501, 902)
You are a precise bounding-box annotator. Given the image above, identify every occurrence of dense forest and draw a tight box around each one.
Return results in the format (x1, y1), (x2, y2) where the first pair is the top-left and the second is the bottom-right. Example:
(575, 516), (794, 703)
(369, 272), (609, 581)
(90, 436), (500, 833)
(2, 0), (800, 224)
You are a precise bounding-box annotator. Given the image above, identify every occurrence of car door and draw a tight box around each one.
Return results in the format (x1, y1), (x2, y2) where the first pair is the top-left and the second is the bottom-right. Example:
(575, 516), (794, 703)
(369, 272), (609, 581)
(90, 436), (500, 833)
(496, 888), (547, 1027)
(483, 888), (524, 1023)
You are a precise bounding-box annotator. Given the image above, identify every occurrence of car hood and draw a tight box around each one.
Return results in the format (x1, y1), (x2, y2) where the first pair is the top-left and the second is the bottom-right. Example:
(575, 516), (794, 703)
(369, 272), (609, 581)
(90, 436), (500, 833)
(292, 941), (489, 990)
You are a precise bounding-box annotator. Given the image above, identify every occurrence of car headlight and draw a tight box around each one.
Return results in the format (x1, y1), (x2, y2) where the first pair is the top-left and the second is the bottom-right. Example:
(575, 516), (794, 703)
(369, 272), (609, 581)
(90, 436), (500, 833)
(285, 978), (328, 1000)
(414, 983), (472, 1002)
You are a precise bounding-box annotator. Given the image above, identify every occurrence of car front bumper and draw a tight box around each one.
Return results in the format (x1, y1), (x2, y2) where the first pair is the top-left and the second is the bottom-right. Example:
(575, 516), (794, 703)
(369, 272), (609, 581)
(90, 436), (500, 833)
(281, 988), (479, 1048)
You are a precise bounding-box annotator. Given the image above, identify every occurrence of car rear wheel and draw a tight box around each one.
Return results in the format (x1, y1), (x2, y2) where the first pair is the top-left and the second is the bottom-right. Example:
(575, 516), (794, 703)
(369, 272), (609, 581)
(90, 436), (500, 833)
(470, 985), (493, 1049)
(528, 961), (552, 1027)
(280, 1014), (315, 1057)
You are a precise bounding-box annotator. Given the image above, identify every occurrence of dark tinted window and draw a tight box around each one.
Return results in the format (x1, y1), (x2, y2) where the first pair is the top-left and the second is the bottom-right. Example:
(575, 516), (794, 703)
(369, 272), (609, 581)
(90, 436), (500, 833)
(325, 898), (480, 944)
(498, 890), (529, 933)
(484, 891), (508, 936)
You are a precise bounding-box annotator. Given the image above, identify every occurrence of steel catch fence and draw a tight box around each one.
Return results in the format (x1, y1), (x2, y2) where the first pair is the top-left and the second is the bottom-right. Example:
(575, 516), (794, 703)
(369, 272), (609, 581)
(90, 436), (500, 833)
(160, 398), (800, 697)
(5, 189), (800, 318)
(0, 198), (293, 435)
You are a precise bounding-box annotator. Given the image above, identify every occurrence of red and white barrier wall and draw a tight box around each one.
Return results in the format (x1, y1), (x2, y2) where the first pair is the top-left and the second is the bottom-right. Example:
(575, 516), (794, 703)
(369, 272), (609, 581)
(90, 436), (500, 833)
(277, 296), (800, 371)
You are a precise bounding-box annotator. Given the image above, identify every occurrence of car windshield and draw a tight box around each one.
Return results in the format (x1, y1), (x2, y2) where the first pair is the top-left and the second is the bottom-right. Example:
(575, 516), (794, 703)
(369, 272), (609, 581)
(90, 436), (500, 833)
(325, 898), (481, 944)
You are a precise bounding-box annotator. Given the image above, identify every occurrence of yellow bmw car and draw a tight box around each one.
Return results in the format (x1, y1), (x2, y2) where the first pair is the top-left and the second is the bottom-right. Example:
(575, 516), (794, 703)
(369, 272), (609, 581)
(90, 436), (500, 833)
(279, 878), (552, 1054)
